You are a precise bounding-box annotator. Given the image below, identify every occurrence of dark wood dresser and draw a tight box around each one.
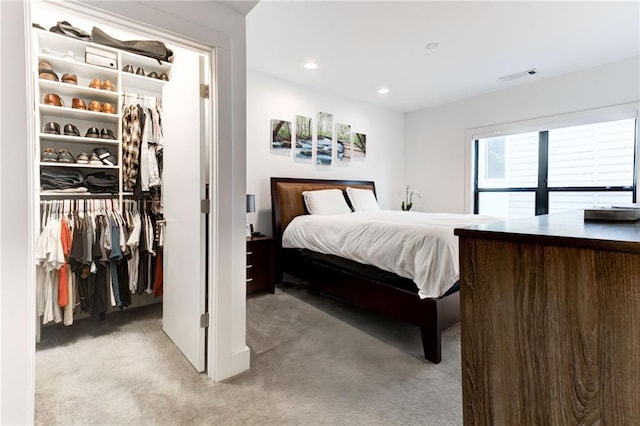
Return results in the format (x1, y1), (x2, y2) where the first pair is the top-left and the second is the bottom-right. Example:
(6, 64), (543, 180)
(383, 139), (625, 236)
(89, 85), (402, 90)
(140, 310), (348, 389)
(455, 211), (640, 424)
(246, 236), (275, 295)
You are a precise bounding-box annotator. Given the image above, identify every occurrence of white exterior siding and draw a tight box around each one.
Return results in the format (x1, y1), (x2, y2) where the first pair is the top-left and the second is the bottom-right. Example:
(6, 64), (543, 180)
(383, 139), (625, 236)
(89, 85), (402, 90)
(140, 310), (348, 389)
(477, 118), (636, 218)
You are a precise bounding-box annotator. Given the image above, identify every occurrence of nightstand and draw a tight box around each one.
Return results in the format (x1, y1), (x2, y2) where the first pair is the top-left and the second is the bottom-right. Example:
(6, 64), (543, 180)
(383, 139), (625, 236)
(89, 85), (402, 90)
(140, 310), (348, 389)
(246, 235), (275, 294)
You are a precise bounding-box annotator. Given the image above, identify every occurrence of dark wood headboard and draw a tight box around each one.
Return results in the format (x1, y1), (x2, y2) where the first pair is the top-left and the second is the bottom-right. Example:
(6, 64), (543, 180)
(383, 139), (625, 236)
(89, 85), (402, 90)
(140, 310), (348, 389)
(270, 177), (376, 244)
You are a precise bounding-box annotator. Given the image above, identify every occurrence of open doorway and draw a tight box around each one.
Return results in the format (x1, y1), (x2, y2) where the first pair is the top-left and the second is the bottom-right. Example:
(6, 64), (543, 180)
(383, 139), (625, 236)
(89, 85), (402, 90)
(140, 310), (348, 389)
(30, 0), (212, 392)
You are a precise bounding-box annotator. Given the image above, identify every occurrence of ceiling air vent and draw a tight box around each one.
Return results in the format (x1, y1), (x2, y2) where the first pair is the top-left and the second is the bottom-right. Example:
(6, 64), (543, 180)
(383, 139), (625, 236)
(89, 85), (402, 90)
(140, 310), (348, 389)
(498, 68), (538, 82)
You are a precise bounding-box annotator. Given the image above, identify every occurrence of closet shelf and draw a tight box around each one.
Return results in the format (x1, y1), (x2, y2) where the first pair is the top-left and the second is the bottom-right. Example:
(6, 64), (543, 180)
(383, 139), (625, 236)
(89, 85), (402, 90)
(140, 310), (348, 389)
(39, 192), (119, 198)
(39, 104), (119, 123)
(37, 30), (172, 73)
(40, 162), (119, 169)
(38, 53), (118, 81)
(39, 133), (120, 145)
(39, 79), (120, 101)
(121, 73), (167, 94)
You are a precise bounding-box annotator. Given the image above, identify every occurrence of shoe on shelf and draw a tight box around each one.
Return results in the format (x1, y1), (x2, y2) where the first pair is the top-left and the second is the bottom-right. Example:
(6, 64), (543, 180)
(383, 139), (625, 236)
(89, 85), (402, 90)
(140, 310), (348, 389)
(89, 78), (102, 89)
(122, 64), (134, 73)
(88, 152), (102, 165)
(39, 69), (59, 82)
(72, 97), (86, 110)
(101, 79), (115, 91)
(38, 61), (53, 70)
(102, 155), (117, 166)
(102, 102), (115, 114)
(100, 128), (117, 140)
(57, 148), (75, 163)
(76, 152), (89, 164)
(61, 73), (77, 85)
(43, 93), (63, 107)
(159, 73), (169, 81)
(41, 147), (58, 162)
(43, 122), (60, 134)
(63, 123), (80, 137)
(147, 71), (159, 79)
(135, 67), (145, 76)
(93, 147), (111, 160)
(88, 100), (102, 112)
(85, 127), (100, 138)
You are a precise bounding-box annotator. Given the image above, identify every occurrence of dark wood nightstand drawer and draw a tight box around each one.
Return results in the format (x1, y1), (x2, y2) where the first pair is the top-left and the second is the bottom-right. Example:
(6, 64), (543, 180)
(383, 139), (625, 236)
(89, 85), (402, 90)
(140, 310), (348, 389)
(246, 236), (275, 294)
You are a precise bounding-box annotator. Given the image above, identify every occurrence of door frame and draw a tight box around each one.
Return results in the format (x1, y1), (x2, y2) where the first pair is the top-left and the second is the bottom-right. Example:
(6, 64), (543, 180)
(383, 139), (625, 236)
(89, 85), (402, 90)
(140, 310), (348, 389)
(1, 1), (250, 423)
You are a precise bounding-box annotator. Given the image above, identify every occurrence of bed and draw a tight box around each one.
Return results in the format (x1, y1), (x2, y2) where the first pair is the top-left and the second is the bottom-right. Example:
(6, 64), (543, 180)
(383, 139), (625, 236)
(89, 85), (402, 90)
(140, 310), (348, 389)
(270, 177), (490, 363)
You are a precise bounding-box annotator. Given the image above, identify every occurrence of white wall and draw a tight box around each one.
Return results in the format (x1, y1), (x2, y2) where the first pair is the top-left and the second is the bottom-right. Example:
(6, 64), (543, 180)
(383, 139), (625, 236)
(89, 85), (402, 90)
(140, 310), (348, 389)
(1, 1), (249, 423)
(247, 70), (406, 234)
(1, 2), (34, 424)
(405, 56), (640, 214)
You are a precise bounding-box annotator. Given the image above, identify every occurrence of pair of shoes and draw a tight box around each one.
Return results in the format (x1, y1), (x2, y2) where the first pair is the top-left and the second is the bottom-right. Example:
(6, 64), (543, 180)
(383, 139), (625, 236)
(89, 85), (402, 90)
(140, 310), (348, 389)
(76, 152), (89, 164)
(58, 148), (75, 163)
(72, 97), (86, 110)
(64, 124), (80, 136)
(89, 152), (102, 165)
(85, 127), (116, 139)
(40, 148), (75, 163)
(43, 93), (63, 107)
(89, 78), (115, 91)
(75, 151), (104, 166)
(43, 122), (61, 134)
(144, 71), (170, 81)
(61, 73), (77, 84)
(92, 147), (117, 166)
(122, 64), (145, 75)
(39, 61), (59, 82)
(85, 127), (100, 138)
(87, 100), (115, 114)
(42, 122), (80, 136)
(101, 128), (116, 139)
(41, 147), (58, 162)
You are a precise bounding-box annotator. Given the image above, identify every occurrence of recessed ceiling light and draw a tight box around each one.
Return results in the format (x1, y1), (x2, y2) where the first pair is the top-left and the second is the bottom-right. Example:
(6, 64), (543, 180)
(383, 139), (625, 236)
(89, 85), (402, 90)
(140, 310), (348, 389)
(378, 88), (390, 94)
(425, 42), (439, 50)
(304, 62), (318, 70)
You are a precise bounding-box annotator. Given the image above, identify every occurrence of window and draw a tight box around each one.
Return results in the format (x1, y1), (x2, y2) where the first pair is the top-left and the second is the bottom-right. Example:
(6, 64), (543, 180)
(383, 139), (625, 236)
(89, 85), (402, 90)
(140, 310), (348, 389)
(474, 118), (637, 218)
(485, 137), (505, 179)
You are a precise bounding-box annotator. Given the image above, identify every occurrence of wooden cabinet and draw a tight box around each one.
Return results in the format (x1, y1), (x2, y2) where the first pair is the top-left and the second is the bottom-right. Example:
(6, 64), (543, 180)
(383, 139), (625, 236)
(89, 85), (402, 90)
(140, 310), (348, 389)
(246, 236), (275, 295)
(455, 211), (640, 424)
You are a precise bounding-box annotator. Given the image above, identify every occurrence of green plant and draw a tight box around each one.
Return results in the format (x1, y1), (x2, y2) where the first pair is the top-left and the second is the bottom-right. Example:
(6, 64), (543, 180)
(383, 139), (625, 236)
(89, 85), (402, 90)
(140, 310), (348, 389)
(401, 185), (420, 211)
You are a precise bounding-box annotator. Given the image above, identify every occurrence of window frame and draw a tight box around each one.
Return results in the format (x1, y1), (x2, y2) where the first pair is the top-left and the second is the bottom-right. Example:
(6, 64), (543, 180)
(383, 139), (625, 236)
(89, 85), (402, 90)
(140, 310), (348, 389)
(473, 120), (638, 216)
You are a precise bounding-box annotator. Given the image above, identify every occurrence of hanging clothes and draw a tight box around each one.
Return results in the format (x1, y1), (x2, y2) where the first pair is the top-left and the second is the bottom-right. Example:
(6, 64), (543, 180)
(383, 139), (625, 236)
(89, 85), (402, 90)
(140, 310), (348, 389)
(36, 199), (162, 327)
(122, 104), (142, 192)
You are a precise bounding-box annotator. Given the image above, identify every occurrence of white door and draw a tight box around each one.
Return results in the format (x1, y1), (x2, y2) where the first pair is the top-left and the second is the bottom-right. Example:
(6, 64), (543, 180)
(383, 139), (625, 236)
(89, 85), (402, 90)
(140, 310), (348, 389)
(161, 49), (210, 372)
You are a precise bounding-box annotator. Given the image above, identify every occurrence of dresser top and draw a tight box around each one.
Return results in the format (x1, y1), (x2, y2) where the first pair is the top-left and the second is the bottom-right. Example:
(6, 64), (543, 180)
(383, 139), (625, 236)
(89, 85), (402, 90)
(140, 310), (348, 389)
(454, 210), (640, 253)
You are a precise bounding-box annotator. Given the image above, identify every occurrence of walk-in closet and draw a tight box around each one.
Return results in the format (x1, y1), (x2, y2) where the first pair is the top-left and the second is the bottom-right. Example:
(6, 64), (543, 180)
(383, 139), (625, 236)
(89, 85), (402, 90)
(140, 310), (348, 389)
(30, 1), (212, 374)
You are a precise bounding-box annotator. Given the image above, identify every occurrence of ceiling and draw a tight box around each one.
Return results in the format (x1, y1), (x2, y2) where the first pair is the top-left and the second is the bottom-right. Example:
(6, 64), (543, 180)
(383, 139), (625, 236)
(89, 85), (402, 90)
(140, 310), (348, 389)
(246, 1), (640, 113)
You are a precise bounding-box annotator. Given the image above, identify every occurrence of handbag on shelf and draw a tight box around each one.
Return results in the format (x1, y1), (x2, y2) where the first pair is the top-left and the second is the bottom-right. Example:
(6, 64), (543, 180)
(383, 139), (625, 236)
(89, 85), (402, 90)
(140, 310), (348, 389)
(49, 21), (92, 42)
(91, 27), (174, 63)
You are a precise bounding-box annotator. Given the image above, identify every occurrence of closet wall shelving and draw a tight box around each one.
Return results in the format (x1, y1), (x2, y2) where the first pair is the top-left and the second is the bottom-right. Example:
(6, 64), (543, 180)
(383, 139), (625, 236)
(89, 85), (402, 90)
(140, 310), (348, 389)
(34, 28), (171, 205)
(33, 27), (173, 330)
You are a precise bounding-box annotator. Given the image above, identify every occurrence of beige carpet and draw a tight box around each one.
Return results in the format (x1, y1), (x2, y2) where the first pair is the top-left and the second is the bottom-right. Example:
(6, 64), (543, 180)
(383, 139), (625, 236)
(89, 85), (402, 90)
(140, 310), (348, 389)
(35, 283), (462, 425)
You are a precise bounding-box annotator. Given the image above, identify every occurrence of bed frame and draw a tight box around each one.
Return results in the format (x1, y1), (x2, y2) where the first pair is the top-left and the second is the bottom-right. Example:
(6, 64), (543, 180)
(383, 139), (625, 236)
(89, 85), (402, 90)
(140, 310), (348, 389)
(270, 177), (460, 363)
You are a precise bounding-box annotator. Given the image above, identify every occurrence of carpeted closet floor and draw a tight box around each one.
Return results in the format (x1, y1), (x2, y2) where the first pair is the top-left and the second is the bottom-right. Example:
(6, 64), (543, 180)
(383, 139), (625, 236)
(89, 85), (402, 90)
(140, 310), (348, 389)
(36, 279), (462, 425)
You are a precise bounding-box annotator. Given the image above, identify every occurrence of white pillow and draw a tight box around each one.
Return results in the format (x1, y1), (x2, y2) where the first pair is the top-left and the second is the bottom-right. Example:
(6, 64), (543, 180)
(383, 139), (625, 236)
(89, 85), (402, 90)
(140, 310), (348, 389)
(346, 187), (380, 212)
(302, 189), (352, 215)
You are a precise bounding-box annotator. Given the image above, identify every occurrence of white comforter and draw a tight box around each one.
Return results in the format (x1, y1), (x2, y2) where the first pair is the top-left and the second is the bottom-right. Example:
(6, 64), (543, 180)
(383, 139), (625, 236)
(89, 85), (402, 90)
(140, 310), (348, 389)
(282, 210), (498, 298)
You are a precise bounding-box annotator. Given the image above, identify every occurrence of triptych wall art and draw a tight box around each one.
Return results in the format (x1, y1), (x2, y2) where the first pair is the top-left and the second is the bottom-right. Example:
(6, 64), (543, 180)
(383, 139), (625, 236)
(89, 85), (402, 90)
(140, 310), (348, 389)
(270, 112), (367, 166)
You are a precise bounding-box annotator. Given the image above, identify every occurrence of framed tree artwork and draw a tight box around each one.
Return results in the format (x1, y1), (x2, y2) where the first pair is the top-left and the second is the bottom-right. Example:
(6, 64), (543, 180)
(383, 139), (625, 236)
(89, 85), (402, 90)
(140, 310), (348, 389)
(271, 119), (292, 155)
(295, 115), (313, 161)
(353, 132), (367, 159)
(336, 123), (351, 163)
(316, 112), (333, 165)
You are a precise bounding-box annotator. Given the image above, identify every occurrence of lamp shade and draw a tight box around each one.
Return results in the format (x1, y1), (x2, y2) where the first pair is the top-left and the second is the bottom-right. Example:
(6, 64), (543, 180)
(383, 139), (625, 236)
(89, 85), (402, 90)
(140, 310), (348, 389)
(246, 194), (256, 213)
